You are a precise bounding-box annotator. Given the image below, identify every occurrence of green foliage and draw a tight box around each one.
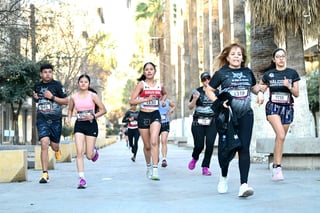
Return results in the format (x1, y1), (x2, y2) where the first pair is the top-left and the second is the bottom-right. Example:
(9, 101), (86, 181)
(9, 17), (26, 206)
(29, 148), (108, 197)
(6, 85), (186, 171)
(121, 79), (136, 106)
(0, 57), (40, 103)
(307, 70), (319, 113)
(61, 125), (73, 138)
(135, 0), (165, 37)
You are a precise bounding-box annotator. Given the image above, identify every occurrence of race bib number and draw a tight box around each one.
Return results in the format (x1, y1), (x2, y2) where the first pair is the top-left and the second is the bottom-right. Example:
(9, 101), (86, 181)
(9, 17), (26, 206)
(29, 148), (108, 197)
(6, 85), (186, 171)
(130, 120), (138, 125)
(161, 114), (167, 121)
(38, 102), (52, 112)
(144, 99), (159, 107)
(271, 92), (290, 104)
(198, 117), (212, 126)
(229, 88), (249, 99)
(77, 110), (93, 121)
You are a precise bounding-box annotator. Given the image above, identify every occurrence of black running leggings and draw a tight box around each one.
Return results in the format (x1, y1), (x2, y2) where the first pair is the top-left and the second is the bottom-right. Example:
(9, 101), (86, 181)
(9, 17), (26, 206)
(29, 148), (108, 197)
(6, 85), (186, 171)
(128, 128), (140, 158)
(221, 110), (253, 184)
(191, 118), (218, 168)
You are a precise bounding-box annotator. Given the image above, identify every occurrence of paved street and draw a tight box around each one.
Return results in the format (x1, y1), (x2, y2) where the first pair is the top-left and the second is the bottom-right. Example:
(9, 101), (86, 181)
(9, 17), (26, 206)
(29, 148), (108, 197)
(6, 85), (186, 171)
(0, 137), (319, 213)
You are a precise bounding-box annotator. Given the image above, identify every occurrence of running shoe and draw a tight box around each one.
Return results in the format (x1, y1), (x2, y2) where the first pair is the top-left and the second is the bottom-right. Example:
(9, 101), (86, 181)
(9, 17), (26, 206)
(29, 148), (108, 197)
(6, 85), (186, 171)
(146, 166), (152, 179)
(39, 172), (49, 184)
(202, 167), (212, 176)
(77, 178), (87, 189)
(217, 176), (228, 194)
(238, 183), (254, 197)
(55, 150), (61, 161)
(92, 148), (99, 162)
(188, 158), (197, 170)
(131, 156), (136, 162)
(151, 167), (160, 181)
(161, 159), (167, 167)
(272, 167), (284, 181)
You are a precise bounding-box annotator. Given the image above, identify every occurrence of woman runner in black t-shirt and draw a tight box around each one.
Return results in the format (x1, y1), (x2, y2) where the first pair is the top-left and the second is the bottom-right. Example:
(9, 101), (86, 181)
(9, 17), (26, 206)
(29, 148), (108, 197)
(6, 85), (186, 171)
(259, 48), (300, 181)
(206, 43), (264, 198)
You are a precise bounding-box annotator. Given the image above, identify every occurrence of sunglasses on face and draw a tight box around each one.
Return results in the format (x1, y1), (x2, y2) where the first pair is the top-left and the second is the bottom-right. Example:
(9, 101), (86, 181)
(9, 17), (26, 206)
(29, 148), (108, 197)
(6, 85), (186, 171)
(201, 77), (211, 82)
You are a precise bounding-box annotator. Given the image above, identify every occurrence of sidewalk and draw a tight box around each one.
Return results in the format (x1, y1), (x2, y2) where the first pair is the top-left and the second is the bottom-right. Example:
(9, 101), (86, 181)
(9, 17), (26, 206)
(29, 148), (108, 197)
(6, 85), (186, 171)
(0, 138), (319, 213)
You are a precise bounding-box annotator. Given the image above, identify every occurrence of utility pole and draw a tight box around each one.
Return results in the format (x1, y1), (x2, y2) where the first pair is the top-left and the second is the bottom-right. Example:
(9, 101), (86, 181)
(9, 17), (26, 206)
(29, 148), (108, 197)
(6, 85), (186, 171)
(30, 4), (37, 145)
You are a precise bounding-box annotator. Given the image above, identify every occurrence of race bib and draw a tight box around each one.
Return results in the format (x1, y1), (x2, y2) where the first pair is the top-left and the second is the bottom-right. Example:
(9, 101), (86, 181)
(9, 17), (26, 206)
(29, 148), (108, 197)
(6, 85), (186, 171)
(38, 102), (52, 112)
(197, 117), (212, 126)
(130, 120), (138, 125)
(229, 88), (249, 99)
(271, 92), (290, 104)
(144, 99), (159, 107)
(161, 114), (167, 121)
(77, 110), (94, 121)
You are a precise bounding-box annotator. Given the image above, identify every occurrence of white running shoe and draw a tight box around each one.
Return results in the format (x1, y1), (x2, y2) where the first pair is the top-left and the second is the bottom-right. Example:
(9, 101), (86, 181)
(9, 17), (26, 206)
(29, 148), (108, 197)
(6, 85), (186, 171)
(146, 166), (152, 179)
(272, 167), (284, 181)
(151, 167), (160, 181)
(217, 176), (228, 194)
(238, 183), (254, 197)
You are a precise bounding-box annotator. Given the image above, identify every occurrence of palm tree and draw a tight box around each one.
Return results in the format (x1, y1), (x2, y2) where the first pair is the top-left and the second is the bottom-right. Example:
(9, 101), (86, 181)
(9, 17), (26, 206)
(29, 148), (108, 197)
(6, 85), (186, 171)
(189, 0), (199, 98)
(233, 0), (246, 46)
(248, 0), (320, 137)
(203, 0), (210, 72)
(221, 0), (231, 46)
(211, 0), (220, 70)
(135, 0), (166, 82)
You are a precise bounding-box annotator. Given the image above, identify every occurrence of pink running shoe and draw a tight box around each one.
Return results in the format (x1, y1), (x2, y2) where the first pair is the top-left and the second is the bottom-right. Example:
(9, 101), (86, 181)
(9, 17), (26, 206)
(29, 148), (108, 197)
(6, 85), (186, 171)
(92, 148), (99, 162)
(202, 167), (212, 176)
(272, 167), (284, 181)
(77, 178), (87, 189)
(188, 158), (198, 170)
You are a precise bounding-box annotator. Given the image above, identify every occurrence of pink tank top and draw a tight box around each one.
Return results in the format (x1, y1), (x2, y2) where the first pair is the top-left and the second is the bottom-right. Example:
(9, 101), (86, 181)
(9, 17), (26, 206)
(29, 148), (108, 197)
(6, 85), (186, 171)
(73, 91), (95, 113)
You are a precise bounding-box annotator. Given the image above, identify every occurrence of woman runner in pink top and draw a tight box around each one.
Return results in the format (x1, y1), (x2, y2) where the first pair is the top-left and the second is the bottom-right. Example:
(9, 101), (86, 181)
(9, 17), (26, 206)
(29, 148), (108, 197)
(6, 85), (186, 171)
(67, 74), (106, 189)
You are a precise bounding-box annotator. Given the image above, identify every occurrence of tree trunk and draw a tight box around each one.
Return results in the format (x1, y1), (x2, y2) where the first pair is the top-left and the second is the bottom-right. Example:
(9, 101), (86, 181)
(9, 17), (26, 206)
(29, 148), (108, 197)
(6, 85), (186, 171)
(211, 0), (220, 69)
(233, 0), (246, 46)
(222, 0), (231, 46)
(164, 0), (176, 117)
(203, 0), (210, 72)
(250, 24), (277, 79)
(190, 0), (199, 98)
(184, 4), (191, 117)
(250, 23), (277, 149)
(286, 27), (312, 137)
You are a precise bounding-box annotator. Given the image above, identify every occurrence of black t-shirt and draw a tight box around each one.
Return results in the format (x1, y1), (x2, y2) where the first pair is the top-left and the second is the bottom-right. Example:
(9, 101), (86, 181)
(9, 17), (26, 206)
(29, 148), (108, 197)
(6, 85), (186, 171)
(189, 86), (215, 118)
(34, 80), (67, 120)
(122, 110), (139, 128)
(209, 65), (256, 118)
(261, 68), (300, 105)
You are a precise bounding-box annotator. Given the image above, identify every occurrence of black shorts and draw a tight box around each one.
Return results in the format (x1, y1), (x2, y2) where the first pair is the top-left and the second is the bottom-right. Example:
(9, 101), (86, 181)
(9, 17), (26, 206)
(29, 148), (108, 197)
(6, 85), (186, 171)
(160, 122), (170, 134)
(138, 110), (161, 129)
(37, 119), (62, 143)
(74, 119), (98, 137)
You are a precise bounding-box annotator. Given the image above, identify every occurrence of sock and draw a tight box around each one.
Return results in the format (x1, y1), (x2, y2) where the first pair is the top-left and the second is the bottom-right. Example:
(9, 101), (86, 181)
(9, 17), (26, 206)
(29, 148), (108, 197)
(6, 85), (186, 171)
(79, 172), (85, 179)
(273, 164), (281, 168)
(43, 171), (48, 173)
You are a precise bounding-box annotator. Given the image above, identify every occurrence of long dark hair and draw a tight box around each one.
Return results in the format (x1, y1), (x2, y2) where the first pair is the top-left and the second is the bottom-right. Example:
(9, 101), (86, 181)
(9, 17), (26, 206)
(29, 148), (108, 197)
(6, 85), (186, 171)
(258, 48), (286, 75)
(137, 62), (156, 81)
(78, 74), (99, 112)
